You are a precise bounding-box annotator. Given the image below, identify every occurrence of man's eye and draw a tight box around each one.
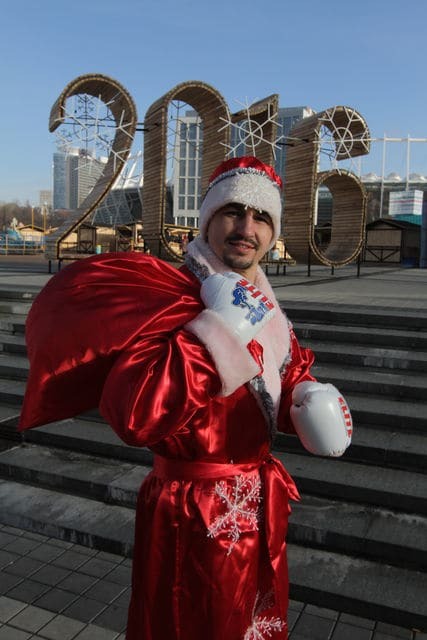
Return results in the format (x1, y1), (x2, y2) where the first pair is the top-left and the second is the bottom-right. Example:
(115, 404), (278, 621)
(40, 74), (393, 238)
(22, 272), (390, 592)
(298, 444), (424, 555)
(255, 214), (270, 224)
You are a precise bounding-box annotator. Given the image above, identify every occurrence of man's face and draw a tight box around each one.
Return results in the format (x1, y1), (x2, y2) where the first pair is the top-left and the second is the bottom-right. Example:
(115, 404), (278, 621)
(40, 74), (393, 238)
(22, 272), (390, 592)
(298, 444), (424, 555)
(206, 203), (274, 280)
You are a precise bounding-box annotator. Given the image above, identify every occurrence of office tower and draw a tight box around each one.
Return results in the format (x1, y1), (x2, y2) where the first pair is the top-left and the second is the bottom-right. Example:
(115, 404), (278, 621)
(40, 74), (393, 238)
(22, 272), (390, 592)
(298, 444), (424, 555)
(39, 190), (52, 208)
(53, 148), (106, 211)
(171, 111), (203, 227)
(53, 151), (67, 210)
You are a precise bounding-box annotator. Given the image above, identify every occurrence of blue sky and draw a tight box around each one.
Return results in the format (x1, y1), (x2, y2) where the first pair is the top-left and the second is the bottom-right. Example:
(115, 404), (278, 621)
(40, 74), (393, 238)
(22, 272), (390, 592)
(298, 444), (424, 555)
(1, 0), (426, 204)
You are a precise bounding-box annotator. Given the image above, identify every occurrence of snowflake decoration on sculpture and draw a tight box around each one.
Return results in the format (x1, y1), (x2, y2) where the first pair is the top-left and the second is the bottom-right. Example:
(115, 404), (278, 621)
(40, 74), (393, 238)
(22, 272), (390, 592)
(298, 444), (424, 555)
(316, 105), (370, 174)
(244, 591), (285, 640)
(54, 93), (135, 173)
(207, 474), (262, 555)
(218, 97), (281, 159)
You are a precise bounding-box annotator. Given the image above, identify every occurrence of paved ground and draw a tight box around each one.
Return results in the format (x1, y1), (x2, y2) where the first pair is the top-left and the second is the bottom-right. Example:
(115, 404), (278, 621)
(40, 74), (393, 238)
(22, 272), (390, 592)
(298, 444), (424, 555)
(0, 254), (426, 639)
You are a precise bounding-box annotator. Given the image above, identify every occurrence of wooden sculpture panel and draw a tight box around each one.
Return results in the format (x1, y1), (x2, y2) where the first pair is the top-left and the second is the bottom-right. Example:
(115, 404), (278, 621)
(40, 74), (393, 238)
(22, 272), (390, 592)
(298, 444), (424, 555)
(45, 74), (137, 261)
(283, 106), (370, 266)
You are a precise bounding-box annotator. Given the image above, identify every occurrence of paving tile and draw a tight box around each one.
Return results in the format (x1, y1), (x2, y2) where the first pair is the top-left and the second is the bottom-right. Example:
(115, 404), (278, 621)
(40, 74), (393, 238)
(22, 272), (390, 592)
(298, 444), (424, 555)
(111, 587), (130, 608)
(0, 626), (31, 639)
(21, 531), (47, 542)
(289, 600), (305, 612)
(73, 624), (121, 639)
(103, 565), (131, 586)
(6, 579), (50, 604)
(3, 556), (44, 578)
(0, 531), (15, 547)
(44, 538), (74, 550)
(339, 613), (376, 630)
(304, 604), (339, 621)
(37, 613), (86, 640)
(0, 549), (19, 569)
(56, 572), (98, 595)
(33, 587), (77, 613)
(331, 621), (373, 639)
(0, 596), (27, 622)
(70, 544), (97, 557)
(0, 571), (22, 594)
(85, 580), (126, 604)
(288, 607), (301, 631)
(78, 558), (116, 579)
(3, 537), (41, 556)
(30, 564), (71, 586)
(1, 526), (24, 537)
(8, 604), (55, 632)
(52, 549), (89, 571)
(375, 623), (413, 638)
(372, 635), (408, 640)
(27, 543), (67, 563)
(92, 603), (128, 632)
(95, 551), (124, 564)
(61, 596), (107, 623)
(291, 612), (336, 639)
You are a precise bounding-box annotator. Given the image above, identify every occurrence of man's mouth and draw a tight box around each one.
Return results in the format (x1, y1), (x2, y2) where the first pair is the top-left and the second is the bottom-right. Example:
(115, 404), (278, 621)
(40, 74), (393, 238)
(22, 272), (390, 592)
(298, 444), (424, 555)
(227, 237), (258, 252)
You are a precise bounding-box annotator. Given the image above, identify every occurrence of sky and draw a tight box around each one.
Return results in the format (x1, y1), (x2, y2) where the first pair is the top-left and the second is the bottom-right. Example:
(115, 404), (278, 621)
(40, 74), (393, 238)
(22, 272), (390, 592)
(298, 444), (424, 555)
(1, 0), (427, 204)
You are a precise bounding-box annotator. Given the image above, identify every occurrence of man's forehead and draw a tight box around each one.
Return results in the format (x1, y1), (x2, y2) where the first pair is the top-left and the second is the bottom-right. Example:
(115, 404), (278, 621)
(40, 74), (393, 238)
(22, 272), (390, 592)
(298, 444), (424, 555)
(214, 203), (273, 224)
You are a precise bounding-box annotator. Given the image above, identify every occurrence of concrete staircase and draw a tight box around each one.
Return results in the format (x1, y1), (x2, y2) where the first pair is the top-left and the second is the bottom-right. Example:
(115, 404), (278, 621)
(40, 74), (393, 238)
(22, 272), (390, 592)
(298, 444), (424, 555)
(0, 287), (425, 631)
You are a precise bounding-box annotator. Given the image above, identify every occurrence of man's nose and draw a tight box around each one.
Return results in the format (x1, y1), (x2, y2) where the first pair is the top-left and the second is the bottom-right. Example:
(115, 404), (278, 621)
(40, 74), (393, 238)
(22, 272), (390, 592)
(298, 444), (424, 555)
(236, 212), (255, 236)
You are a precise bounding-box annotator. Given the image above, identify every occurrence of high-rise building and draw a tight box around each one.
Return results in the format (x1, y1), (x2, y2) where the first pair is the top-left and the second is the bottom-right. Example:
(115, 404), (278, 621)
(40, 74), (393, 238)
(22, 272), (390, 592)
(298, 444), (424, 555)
(53, 151), (67, 210)
(170, 105), (314, 227)
(171, 111), (203, 227)
(39, 190), (52, 208)
(52, 148), (106, 211)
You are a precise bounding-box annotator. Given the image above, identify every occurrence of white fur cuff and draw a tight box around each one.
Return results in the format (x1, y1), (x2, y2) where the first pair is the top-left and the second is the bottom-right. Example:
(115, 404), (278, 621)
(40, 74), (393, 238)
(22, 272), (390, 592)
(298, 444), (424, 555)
(185, 309), (261, 396)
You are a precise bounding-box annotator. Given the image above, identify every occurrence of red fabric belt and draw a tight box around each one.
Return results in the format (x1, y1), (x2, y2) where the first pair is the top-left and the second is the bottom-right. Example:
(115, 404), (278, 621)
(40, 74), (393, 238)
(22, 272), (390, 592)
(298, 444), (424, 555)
(153, 455), (260, 481)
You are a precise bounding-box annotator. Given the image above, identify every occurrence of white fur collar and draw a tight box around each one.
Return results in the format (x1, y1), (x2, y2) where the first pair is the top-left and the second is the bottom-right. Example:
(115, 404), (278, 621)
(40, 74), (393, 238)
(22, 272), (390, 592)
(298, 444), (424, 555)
(185, 237), (291, 428)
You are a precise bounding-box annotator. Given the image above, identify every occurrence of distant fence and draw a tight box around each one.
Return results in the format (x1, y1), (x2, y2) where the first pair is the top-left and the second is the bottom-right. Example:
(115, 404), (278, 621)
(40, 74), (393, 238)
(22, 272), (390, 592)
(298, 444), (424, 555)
(0, 238), (45, 255)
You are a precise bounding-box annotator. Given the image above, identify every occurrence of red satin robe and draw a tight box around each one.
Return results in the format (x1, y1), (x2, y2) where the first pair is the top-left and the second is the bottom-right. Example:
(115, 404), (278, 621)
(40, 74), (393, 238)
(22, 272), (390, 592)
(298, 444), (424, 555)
(18, 254), (315, 640)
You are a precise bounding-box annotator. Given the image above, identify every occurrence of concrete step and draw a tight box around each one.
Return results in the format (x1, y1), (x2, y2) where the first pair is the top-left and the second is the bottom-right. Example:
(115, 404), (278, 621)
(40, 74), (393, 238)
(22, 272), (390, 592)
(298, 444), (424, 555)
(7, 419), (427, 516)
(288, 544), (427, 630)
(0, 479), (135, 557)
(275, 426), (427, 473)
(344, 391), (426, 432)
(0, 378), (26, 406)
(289, 495), (427, 571)
(0, 447), (425, 630)
(0, 285), (40, 301)
(0, 352), (29, 379)
(277, 450), (427, 515)
(307, 339), (427, 373)
(0, 301), (32, 315)
(313, 362), (427, 401)
(0, 332), (27, 354)
(294, 321), (427, 352)
(284, 301), (427, 331)
(1, 443), (425, 572)
(0, 314), (26, 334)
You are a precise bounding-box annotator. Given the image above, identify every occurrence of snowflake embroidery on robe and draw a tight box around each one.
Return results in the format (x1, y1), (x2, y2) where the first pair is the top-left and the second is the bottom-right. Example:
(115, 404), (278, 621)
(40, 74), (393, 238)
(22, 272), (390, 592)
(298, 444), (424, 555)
(244, 591), (285, 639)
(207, 474), (262, 555)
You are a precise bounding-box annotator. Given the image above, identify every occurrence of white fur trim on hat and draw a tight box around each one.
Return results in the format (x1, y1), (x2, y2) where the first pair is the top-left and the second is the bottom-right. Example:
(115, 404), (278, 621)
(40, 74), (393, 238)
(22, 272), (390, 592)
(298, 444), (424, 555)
(200, 168), (282, 249)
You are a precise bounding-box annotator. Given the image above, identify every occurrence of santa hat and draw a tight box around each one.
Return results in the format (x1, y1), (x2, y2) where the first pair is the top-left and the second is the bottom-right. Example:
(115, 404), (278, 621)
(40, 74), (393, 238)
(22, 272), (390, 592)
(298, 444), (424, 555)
(200, 156), (283, 248)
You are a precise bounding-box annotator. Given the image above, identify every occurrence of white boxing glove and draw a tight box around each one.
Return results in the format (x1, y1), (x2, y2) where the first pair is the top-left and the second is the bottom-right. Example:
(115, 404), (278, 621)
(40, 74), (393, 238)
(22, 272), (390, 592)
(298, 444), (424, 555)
(290, 381), (353, 457)
(200, 272), (276, 346)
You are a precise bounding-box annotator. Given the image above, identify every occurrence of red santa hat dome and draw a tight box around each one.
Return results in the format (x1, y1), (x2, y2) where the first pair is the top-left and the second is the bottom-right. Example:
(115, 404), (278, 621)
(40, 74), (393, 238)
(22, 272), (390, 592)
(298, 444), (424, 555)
(199, 156), (283, 248)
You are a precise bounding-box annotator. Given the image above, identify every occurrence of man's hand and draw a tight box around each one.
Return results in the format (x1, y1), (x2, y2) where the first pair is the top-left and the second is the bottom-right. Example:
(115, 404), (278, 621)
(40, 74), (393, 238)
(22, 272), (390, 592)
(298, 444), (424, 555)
(290, 381), (353, 457)
(200, 272), (276, 346)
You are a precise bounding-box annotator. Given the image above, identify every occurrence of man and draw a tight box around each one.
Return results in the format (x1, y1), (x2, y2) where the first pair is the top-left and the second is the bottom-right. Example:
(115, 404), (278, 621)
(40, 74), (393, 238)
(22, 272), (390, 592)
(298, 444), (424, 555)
(19, 156), (352, 640)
